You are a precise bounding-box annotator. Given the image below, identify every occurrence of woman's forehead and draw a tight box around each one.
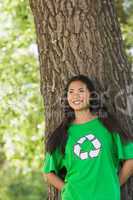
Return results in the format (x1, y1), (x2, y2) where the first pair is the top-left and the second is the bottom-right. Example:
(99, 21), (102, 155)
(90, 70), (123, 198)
(68, 81), (87, 89)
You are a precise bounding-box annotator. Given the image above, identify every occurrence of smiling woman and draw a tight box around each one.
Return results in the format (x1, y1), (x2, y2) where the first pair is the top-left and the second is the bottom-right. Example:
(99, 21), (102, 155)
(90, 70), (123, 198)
(67, 80), (97, 124)
(43, 74), (133, 200)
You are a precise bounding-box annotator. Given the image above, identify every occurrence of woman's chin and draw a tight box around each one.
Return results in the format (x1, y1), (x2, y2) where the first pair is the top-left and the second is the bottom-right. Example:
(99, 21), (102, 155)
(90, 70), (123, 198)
(71, 105), (88, 111)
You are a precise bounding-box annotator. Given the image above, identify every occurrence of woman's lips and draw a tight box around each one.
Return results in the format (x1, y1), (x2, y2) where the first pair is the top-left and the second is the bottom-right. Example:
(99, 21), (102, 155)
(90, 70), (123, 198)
(72, 100), (83, 105)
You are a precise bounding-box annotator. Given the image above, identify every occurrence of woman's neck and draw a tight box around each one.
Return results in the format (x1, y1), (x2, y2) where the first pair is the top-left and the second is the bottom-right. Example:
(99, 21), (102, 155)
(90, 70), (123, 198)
(73, 109), (98, 124)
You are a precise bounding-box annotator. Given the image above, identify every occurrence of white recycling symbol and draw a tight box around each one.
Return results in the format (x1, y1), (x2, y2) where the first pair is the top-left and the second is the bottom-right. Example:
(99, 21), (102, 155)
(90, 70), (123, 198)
(73, 134), (101, 160)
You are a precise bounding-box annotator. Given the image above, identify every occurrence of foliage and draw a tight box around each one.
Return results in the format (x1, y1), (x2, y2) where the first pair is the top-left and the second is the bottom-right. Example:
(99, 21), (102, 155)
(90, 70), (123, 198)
(0, 169), (47, 200)
(0, 0), (46, 199)
(115, 0), (133, 63)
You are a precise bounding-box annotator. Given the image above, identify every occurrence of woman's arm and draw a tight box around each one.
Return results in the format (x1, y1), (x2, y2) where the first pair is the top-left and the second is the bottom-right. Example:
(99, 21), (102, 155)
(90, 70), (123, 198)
(119, 159), (133, 186)
(43, 172), (65, 191)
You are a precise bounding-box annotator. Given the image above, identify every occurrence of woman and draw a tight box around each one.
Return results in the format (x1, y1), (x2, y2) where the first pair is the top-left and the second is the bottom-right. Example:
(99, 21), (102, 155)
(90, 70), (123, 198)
(42, 74), (133, 200)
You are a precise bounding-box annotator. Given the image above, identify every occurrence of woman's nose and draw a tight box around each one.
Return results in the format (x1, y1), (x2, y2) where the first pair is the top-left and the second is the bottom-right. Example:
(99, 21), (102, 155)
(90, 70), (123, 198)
(73, 92), (80, 98)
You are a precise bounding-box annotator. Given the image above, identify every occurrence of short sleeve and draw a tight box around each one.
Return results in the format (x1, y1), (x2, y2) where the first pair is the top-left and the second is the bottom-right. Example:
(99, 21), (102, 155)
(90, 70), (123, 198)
(113, 132), (133, 160)
(42, 147), (63, 175)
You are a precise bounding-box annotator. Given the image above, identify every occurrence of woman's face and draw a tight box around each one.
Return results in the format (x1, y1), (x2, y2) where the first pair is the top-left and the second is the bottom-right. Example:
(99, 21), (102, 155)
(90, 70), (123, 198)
(67, 80), (91, 111)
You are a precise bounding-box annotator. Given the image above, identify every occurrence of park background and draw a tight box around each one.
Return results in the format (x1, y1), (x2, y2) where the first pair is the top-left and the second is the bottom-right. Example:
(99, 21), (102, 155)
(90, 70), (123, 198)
(0, 0), (133, 199)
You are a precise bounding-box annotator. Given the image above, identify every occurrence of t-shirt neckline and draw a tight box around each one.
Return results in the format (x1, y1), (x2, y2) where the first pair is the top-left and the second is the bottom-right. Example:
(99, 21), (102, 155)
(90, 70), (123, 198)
(70, 116), (99, 126)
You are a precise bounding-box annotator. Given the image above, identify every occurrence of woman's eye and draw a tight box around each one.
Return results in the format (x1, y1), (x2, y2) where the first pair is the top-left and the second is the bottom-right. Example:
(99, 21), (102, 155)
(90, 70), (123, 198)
(68, 90), (84, 94)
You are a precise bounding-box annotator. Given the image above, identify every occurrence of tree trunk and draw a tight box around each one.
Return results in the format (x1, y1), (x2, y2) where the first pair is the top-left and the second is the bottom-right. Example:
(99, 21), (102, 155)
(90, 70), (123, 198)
(29, 0), (133, 199)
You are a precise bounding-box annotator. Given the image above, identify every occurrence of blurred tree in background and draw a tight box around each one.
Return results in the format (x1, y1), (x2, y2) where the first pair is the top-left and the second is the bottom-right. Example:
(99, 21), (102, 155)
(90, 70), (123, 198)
(0, 0), (132, 200)
(0, 0), (47, 199)
(115, 0), (133, 64)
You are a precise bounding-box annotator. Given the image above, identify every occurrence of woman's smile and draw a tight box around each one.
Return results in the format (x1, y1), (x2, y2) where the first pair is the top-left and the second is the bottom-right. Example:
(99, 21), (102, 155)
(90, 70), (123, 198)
(72, 100), (83, 105)
(67, 80), (90, 110)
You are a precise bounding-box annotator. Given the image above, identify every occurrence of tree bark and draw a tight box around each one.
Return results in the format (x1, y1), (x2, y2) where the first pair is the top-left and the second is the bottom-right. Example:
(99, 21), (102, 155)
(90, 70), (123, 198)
(29, 0), (133, 199)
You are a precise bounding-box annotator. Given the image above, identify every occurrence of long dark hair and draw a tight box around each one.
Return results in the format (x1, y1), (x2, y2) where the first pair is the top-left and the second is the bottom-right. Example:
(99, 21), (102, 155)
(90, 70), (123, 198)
(45, 74), (133, 156)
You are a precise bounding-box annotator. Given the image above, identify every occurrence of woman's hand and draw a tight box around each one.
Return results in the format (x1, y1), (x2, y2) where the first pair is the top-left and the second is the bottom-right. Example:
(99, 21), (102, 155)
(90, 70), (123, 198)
(119, 159), (133, 186)
(43, 172), (65, 191)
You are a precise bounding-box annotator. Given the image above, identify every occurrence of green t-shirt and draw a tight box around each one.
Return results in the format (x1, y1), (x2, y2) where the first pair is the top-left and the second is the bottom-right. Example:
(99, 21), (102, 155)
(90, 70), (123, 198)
(42, 117), (133, 200)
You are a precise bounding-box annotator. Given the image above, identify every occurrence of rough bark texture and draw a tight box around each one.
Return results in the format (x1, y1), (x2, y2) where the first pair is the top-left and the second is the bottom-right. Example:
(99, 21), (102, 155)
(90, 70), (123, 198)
(29, 0), (133, 199)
